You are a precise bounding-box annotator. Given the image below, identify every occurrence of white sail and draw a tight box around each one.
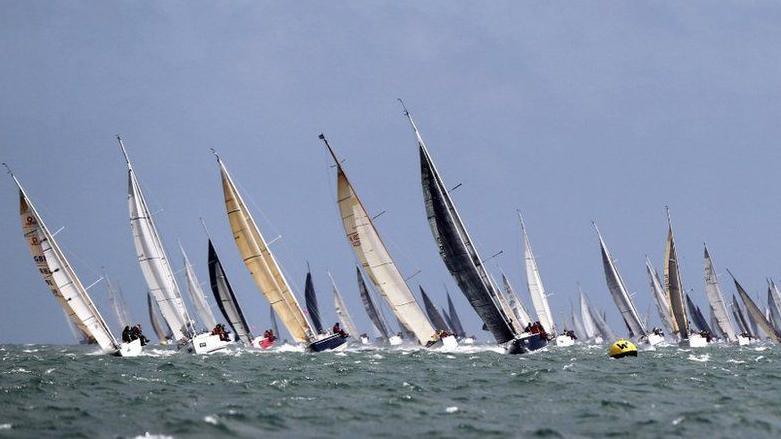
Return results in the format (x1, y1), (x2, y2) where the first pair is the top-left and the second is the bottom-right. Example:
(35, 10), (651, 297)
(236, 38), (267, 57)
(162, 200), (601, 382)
(15, 173), (117, 351)
(330, 272), (359, 337)
(491, 273), (526, 334)
(501, 273), (532, 328)
(644, 257), (674, 334)
(217, 155), (313, 344)
(579, 288), (597, 339)
(119, 137), (191, 341)
(594, 224), (646, 337)
(180, 243), (218, 331)
(703, 245), (736, 341)
(320, 135), (436, 345)
(519, 213), (555, 334)
(105, 273), (132, 329)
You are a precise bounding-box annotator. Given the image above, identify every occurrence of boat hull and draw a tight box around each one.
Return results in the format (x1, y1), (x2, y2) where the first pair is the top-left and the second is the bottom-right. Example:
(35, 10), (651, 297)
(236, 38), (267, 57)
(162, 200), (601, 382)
(679, 333), (709, 348)
(388, 335), (403, 346)
(554, 334), (575, 347)
(360, 335), (370, 345)
(646, 333), (665, 346)
(507, 333), (548, 354)
(308, 334), (348, 352)
(189, 333), (231, 354)
(116, 339), (143, 357)
(460, 337), (475, 345)
(737, 334), (752, 346)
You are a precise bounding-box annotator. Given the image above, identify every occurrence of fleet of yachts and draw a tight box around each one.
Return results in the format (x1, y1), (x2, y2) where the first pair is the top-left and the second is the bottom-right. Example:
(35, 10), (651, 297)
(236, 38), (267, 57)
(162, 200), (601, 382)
(7, 101), (780, 357)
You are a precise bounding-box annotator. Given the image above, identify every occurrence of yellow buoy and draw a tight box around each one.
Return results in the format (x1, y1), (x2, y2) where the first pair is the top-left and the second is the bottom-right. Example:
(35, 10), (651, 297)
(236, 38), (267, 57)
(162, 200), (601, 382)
(609, 339), (638, 358)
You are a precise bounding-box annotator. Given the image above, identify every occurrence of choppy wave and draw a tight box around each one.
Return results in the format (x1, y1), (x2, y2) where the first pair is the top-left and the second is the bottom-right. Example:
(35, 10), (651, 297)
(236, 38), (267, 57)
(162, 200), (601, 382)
(0, 342), (779, 437)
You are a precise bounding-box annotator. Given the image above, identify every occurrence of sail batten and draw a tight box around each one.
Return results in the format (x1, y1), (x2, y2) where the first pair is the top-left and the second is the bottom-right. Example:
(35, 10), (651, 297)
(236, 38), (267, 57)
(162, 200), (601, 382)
(217, 156), (312, 344)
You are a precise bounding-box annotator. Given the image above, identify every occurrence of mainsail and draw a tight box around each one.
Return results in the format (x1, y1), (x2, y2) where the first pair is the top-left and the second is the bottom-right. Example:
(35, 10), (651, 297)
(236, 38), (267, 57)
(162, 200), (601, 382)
(119, 137), (191, 341)
(685, 293), (711, 333)
(446, 291), (467, 338)
(180, 244), (218, 331)
(401, 104), (516, 344)
(356, 266), (390, 339)
(270, 305), (280, 340)
(106, 273), (131, 329)
(645, 257), (675, 334)
(330, 273), (359, 337)
(768, 280), (781, 332)
(304, 268), (323, 334)
(320, 134), (435, 345)
(579, 289), (598, 339)
(663, 210), (689, 339)
(147, 292), (171, 343)
(594, 224), (646, 337)
(731, 272), (781, 342)
(502, 273), (532, 328)
(217, 154), (312, 344)
(207, 239), (253, 345)
(703, 245), (736, 341)
(420, 286), (450, 331)
(731, 295), (752, 337)
(520, 214), (556, 334)
(14, 172), (117, 351)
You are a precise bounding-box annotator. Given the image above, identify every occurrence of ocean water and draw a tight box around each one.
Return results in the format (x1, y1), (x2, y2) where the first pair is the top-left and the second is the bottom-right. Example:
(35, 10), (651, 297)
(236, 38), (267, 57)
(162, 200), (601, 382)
(1, 342), (780, 438)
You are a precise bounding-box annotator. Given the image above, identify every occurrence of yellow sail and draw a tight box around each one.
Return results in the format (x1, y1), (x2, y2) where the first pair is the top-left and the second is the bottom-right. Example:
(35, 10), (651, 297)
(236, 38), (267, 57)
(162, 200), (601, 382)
(218, 158), (312, 344)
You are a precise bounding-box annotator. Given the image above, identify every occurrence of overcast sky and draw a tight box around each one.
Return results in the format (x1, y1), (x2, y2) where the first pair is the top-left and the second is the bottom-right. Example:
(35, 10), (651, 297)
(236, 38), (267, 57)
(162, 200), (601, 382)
(2, 2), (781, 344)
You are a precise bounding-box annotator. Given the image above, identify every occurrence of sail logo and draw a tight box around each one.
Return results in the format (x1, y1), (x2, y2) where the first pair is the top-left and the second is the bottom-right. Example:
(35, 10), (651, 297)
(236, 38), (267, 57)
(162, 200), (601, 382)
(348, 232), (361, 247)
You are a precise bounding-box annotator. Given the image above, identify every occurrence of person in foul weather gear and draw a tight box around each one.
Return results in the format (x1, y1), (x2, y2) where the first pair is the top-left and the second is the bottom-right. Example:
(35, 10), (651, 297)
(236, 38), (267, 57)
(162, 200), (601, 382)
(122, 326), (132, 343)
(131, 324), (149, 346)
(332, 322), (347, 337)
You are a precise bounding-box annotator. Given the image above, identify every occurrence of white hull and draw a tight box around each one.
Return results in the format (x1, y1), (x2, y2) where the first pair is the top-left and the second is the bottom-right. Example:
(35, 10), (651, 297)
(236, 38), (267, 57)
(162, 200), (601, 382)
(592, 336), (604, 344)
(189, 333), (230, 354)
(554, 334), (575, 347)
(737, 335), (753, 346)
(680, 333), (709, 348)
(440, 335), (458, 349)
(388, 335), (403, 346)
(460, 337), (475, 345)
(360, 335), (370, 345)
(117, 339), (143, 357)
(646, 333), (665, 346)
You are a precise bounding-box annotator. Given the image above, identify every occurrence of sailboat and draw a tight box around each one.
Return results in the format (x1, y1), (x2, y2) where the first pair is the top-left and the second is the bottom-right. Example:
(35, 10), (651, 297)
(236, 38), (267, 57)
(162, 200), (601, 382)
(579, 288), (609, 343)
(446, 290), (472, 343)
(419, 286), (451, 332)
(319, 133), (453, 349)
(731, 294), (754, 345)
(594, 223), (660, 345)
(9, 166), (139, 356)
(685, 293), (712, 334)
(118, 136), (224, 354)
(663, 209), (708, 347)
(215, 151), (346, 352)
(644, 257), (674, 337)
(520, 214), (573, 345)
(206, 238), (262, 348)
(767, 280), (781, 334)
(730, 271), (781, 343)
(400, 101), (538, 354)
(148, 292), (172, 345)
(703, 245), (737, 342)
(180, 244), (218, 332)
(356, 266), (398, 345)
(330, 272), (363, 344)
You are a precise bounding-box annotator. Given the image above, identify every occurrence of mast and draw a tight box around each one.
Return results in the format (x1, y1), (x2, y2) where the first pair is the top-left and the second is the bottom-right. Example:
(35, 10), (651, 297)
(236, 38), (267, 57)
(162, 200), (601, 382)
(215, 152), (313, 344)
(320, 133), (436, 345)
(400, 101), (516, 344)
(118, 136), (193, 341)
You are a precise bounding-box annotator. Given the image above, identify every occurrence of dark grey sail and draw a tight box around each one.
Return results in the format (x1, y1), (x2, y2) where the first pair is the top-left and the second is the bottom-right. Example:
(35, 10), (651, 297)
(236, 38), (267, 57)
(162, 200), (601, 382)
(356, 266), (390, 339)
(446, 291), (467, 338)
(304, 268), (323, 334)
(732, 295), (752, 336)
(147, 291), (171, 343)
(208, 239), (253, 345)
(731, 273), (781, 342)
(405, 105), (515, 344)
(419, 286), (450, 331)
(686, 294), (712, 333)
(442, 308), (455, 333)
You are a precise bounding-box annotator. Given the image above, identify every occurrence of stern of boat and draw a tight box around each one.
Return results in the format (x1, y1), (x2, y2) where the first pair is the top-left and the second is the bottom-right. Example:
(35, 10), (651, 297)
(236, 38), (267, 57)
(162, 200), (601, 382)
(308, 333), (348, 352)
(117, 339), (143, 357)
(189, 333), (231, 354)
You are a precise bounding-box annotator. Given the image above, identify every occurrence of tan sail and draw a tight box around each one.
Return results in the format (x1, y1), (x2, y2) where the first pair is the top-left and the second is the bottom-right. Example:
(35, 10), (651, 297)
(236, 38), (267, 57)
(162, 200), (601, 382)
(218, 158), (312, 344)
(663, 211), (688, 338)
(322, 136), (436, 345)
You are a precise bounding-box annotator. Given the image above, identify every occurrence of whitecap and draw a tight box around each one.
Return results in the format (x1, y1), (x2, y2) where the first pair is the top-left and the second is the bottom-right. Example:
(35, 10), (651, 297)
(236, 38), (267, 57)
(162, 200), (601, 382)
(672, 416), (684, 426)
(133, 433), (173, 439)
(687, 354), (709, 362)
(0, 424), (11, 430)
(445, 406), (459, 413)
(203, 415), (218, 425)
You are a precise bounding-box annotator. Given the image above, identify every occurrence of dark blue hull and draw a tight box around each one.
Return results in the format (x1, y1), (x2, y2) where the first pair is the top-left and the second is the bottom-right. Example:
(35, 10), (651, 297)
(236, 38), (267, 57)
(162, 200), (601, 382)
(506, 333), (548, 355)
(308, 334), (348, 352)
